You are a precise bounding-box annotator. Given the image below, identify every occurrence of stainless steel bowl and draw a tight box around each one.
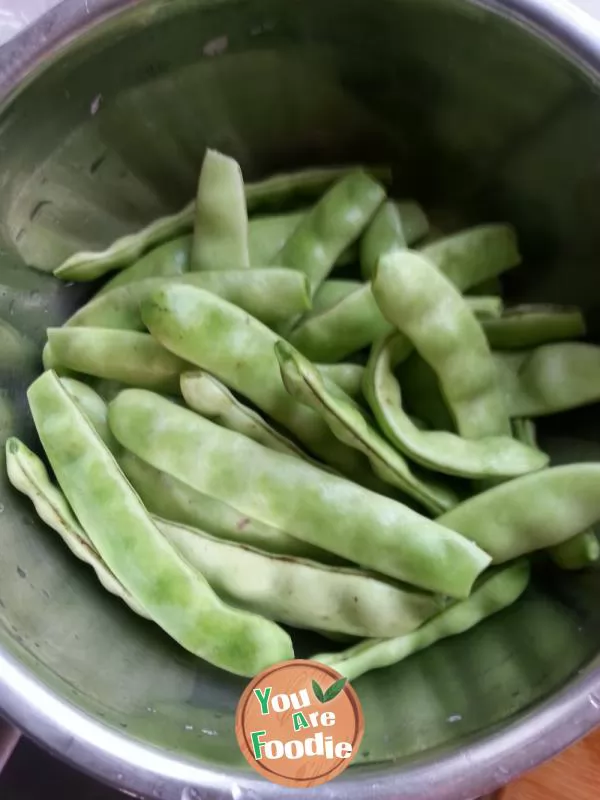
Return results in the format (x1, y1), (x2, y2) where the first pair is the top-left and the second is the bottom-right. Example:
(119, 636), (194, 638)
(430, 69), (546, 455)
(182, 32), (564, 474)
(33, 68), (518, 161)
(0, 1), (599, 798)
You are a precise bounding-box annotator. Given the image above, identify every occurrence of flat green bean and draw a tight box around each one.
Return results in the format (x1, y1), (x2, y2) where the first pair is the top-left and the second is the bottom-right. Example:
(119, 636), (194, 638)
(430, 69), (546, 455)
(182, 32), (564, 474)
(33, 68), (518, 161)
(47, 328), (191, 394)
(511, 418), (599, 571)
(180, 370), (327, 468)
(360, 200), (429, 279)
(317, 363), (365, 400)
(495, 343), (600, 417)
(109, 389), (492, 597)
(373, 251), (511, 438)
(141, 284), (376, 481)
(54, 204), (196, 283)
(484, 305), (586, 349)
(28, 371), (293, 675)
(191, 149), (250, 271)
(511, 418), (538, 449)
(439, 464), (600, 562)
(363, 333), (549, 478)
(6, 436), (148, 618)
(60, 378), (117, 453)
(273, 171), (386, 293)
(118, 449), (333, 560)
(290, 285), (505, 365)
(54, 165), (391, 282)
(289, 283), (391, 363)
(158, 517), (447, 638)
(419, 224), (521, 290)
(97, 235), (192, 296)
(248, 210), (305, 266)
(309, 279), (362, 316)
(312, 561), (530, 681)
(67, 269), (311, 331)
(276, 342), (458, 515)
(42, 341), (75, 378)
(548, 532), (600, 571)
(469, 296), (504, 319)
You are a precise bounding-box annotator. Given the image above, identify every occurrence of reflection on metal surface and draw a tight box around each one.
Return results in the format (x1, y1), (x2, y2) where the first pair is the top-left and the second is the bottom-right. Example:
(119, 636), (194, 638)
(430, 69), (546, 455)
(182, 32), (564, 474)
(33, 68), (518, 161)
(0, 718), (19, 771)
(0, 1), (598, 800)
(0, 1), (62, 46)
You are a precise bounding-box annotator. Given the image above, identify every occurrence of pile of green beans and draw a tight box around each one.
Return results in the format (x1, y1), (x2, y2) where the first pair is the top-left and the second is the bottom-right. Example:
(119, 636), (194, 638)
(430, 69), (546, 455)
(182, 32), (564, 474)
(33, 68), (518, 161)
(9, 148), (600, 679)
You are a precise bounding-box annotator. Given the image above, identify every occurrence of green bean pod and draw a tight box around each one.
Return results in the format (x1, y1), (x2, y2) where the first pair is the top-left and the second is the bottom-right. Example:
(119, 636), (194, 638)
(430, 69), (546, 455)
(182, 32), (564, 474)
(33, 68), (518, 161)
(290, 285), (504, 365)
(308, 279), (362, 316)
(289, 283), (392, 363)
(363, 333), (549, 478)
(60, 378), (118, 453)
(67, 269), (311, 331)
(511, 418), (599, 571)
(180, 370), (327, 469)
(248, 210), (305, 266)
(495, 343), (600, 417)
(54, 165), (391, 283)
(276, 342), (459, 514)
(141, 284), (375, 481)
(439, 464), (600, 562)
(108, 389), (492, 598)
(191, 149), (250, 271)
(118, 449), (334, 561)
(373, 251), (511, 438)
(28, 371), (293, 675)
(97, 235), (192, 296)
(47, 328), (191, 394)
(548, 532), (600, 571)
(483, 305), (586, 349)
(360, 200), (429, 279)
(6, 436), (148, 619)
(273, 171), (386, 293)
(316, 363), (365, 400)
(312, 561), (530, 681)
(419, 224), (521, 290)
(158, 517), (447, 638)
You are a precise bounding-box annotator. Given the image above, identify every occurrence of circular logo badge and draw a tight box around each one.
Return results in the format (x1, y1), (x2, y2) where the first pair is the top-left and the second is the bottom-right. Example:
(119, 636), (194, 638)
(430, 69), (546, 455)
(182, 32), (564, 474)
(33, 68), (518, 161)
(235, 659), (364, 788)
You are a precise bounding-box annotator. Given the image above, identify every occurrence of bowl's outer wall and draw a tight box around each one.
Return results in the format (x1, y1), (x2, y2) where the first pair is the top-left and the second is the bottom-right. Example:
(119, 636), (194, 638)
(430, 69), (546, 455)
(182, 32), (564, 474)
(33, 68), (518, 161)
(0, 1), (599, 799)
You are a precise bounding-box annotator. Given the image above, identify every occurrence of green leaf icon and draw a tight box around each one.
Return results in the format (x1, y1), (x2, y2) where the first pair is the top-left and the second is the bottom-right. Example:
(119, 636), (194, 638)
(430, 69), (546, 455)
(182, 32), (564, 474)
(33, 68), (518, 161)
(312, 679), (326, 703)
(323, 677), (347, 702)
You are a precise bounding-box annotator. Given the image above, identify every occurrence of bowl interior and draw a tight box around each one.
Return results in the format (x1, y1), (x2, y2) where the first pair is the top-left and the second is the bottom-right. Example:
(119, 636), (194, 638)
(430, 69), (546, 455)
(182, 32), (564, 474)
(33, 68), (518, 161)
(0, 0), (599, 783)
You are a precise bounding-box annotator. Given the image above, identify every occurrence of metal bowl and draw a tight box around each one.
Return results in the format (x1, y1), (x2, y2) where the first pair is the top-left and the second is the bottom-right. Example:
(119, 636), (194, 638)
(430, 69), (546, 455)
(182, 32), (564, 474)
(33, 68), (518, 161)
(0, 1), (599, 798)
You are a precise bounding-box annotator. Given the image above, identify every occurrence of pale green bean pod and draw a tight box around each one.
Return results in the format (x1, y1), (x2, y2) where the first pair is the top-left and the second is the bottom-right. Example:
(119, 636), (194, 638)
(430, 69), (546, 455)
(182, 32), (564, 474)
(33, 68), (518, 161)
(373, 251), (511, 439)
(97, 235), (192, 296)
(54, 164), (391, 282)
(47, 328), (191, 394)
(494, 343), (600, 417)
(273, 171), (386, 293)
(483, 305), (586, 350)
(109, 389), (492, 598)
(159, 517), (447, 638)
(276, 342), (459, 514)
(439, 464), (600, 562)
(191, 149), (250, 271)
(418, 224), (521, 289)
(363, 333), (549, 479)
(6, 436), (148, 619)
(313, 561), (530, 681)
(141, 284), (378, 482)
(248, 210), (305, 266)
(360, 200), (429, 279)
(180, 370), (326, 468)
(118, 449), (335, 561)
(67, 269), (311, 331)
(28, 371), (293, 676)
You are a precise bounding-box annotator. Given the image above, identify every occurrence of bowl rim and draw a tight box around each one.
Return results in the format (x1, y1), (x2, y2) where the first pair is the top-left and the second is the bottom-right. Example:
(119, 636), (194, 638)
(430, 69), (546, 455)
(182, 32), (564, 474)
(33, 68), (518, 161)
(0, 0), (599, 797)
